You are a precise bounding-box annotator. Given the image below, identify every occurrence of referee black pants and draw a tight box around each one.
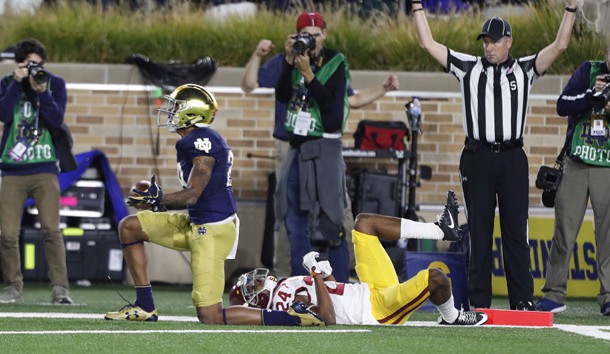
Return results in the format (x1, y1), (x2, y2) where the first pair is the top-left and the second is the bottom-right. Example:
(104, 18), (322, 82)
(460, 145), (533, 309)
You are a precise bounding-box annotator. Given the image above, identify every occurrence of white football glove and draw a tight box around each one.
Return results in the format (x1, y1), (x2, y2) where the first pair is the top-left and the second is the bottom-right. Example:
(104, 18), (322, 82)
(317, 260), (333, 278)
(302, 251), (321, 276)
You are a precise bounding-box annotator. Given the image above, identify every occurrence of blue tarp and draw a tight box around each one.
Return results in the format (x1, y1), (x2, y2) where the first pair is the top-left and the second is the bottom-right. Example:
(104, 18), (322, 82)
(26, 150), (129, 226)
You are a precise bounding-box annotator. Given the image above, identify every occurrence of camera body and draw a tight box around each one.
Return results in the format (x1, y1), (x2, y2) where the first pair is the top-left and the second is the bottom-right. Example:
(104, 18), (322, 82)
(535, 165), (563, 208)
(293, 32), (316, 55)
(591, 74), (610, 110)
(26, 61), (48, 84)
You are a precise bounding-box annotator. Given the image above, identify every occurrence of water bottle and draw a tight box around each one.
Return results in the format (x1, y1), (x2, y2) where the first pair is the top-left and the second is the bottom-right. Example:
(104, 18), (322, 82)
(409, 97), (421, 118)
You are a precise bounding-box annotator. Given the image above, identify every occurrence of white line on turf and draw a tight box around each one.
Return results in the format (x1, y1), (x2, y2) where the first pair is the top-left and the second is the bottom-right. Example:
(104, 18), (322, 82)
(2, 313), (609, 341)
(0, 312), (196, 322)
(0, 329), (371, 335)
(555, 325), (610, 341)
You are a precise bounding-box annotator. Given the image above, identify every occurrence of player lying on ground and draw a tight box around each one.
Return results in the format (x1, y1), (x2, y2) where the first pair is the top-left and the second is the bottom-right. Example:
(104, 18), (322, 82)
(231, 191), (488, 326)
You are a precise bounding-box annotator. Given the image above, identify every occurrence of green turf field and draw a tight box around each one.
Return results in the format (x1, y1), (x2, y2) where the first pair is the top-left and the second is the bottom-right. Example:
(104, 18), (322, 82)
(0, 283), (608, 353)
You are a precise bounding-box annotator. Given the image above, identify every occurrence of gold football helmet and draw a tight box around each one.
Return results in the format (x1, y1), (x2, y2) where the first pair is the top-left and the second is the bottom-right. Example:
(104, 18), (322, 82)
(157, 84), (218, 133)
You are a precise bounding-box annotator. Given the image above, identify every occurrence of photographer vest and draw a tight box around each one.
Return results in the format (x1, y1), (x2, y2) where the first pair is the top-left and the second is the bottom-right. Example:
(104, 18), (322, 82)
(568, 61), (610, 167)
(285, 53), (350, 138)
(0, 75), (57, 166)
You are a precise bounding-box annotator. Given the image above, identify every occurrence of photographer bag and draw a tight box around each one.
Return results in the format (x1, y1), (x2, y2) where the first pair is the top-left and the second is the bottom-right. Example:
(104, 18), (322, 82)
(353, 120), (409, 151)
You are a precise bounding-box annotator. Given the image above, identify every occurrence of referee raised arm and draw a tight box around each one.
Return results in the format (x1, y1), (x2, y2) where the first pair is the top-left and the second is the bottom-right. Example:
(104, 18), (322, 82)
(412, 1), (577, 311)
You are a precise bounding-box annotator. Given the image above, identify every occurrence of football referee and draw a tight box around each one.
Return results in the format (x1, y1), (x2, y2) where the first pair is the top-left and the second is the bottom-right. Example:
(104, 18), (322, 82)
(412, 1), (577, 310)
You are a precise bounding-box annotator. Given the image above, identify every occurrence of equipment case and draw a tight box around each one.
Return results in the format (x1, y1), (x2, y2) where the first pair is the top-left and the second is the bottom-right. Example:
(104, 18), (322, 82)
(21, 227), (123, 282)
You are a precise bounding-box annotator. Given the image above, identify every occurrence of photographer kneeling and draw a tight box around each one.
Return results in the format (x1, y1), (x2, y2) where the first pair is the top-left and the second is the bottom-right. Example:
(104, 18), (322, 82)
(535, 47), (610, 315)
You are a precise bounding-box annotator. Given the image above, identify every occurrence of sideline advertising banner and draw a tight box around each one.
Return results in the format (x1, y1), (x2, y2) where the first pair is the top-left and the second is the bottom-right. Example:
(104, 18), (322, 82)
(491, 217), (598, 297)
(405, 252), (469, 311)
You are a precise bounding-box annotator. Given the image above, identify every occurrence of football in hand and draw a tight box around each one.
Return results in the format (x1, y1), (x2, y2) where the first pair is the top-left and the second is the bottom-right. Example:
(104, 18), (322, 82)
(129, 180), (152, 210)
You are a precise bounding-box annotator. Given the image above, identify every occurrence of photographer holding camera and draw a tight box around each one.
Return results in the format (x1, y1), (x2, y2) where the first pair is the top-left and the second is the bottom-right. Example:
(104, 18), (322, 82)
(536, 48), (610, 315)
(0, 38), (74, 305)
(241, 37), (398, 280)
(274, 12), (351, 282)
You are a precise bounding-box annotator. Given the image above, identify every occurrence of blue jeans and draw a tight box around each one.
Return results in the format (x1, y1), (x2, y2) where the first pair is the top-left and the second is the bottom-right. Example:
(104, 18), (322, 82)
(285, 155), (349, 282)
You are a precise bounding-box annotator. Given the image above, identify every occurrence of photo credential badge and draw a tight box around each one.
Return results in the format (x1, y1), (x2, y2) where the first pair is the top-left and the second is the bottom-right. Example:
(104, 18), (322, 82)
(294, 111), (312, 136)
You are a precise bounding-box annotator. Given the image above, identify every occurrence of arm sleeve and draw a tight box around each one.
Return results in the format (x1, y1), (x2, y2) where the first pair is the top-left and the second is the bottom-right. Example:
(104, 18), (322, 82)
(38, 75), (67, 129)
(557, 62), (594, 117)
(258, 55), (283, 88)
(275, 60), (294, 103)
(0, 78), (21, 123)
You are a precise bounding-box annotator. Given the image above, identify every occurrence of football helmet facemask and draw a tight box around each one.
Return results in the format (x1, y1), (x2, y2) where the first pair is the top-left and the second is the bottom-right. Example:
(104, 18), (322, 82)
(229, 268), (277, 309)
(157, 83), (218, 133)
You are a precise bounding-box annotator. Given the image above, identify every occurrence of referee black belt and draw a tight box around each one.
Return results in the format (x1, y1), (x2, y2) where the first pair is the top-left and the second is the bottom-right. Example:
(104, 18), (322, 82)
(465, 138), (523, 153)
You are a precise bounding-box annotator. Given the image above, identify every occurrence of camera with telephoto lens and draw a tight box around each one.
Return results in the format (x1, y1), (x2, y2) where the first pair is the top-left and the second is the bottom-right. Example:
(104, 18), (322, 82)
(293, 32), (316, 55)
(591, 74), (610, 110)
(26, 61), (48, 84)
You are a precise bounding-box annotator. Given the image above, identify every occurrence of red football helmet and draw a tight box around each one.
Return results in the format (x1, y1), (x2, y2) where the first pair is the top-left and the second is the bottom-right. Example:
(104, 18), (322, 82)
(229, 268), (277, 309)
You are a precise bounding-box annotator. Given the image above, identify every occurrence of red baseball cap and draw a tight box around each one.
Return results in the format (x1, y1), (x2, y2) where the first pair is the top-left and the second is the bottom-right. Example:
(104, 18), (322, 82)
(296, 12), (325, 31)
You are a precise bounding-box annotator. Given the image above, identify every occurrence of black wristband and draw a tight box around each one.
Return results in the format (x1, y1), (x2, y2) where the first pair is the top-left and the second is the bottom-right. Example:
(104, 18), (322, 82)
(413, 8), (424, 13)
(565, 6), (577, 12)
(412, 0), (422, 3)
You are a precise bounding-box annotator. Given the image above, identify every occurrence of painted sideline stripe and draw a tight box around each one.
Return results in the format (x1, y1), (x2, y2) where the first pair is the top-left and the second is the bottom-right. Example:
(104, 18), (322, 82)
(2, 313), (610, 341)
(0, 312), (196, 322)
(555, 324), (610, 341)
(0, 329), (370, 335)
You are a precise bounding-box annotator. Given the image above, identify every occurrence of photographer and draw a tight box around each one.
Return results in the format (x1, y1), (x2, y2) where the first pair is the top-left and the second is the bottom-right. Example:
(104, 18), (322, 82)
(536, 48), (610, 316)
(0, 38), (73, 304)
(241, 37), (398, 279)
(274, 12), (351, 282)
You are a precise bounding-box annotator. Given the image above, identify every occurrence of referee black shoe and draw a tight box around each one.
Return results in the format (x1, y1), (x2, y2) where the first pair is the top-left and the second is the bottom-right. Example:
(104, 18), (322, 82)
(435, 190), (462, 242)
(515, 301), (538, 311)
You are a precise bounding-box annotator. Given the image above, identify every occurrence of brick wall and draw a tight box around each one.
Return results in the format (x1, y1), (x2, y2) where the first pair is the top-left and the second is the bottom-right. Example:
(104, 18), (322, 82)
(1, 64), (570, 209)
(63, 88), (567, 209)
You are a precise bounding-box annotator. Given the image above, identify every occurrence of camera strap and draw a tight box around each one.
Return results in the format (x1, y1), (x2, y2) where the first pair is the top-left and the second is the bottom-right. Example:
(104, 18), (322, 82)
(554, 136), (569, 170)
(295, 54), (325, 112)
(16, 96), (40, 144)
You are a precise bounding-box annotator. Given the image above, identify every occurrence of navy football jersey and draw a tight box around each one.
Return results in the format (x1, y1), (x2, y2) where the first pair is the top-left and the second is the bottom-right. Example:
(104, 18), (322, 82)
(175, 127), (237, 224)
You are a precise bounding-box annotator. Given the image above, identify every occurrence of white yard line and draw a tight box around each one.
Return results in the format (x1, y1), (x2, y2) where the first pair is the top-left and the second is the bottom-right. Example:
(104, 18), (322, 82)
(554, 324), (610, 341)
(0, 312), (196, 322)
(1, 313), (609, 341)
(0, 329), (371, 335)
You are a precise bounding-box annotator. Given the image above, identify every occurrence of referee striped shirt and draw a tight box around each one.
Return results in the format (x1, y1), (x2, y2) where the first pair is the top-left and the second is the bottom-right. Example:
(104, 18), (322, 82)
(447, 49), (540, 143)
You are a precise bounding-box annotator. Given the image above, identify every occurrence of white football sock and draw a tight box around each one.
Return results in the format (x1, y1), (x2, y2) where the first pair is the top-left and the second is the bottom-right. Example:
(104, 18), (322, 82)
(400, 218), (444, 240)
(437, 295), (459, 323)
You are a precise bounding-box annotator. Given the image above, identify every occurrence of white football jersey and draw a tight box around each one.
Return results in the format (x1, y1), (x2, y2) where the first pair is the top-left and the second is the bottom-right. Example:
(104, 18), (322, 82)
(269, 276), (378, 325)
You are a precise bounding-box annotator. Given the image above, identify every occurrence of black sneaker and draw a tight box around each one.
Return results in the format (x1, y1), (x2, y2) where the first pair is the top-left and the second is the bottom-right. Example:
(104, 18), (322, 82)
(438, 310), (488, 326)
(515, 301), (538, 311)
(435, 190), (462, 241)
